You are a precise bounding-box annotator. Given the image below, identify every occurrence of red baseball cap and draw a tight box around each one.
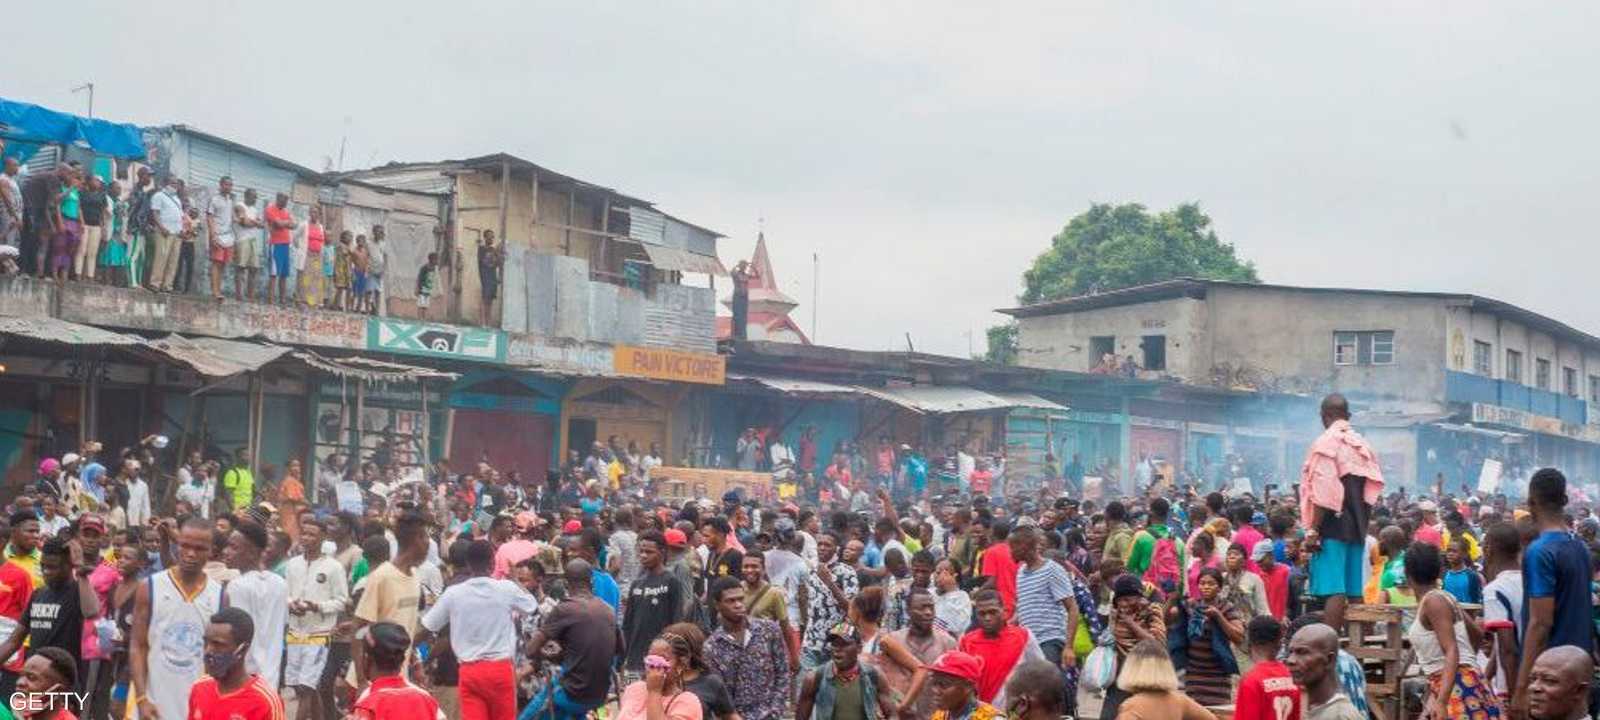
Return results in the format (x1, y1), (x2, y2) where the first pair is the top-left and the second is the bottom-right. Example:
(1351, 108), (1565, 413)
(562, 520), (583, 534)
(925, 651), (984, 685)
(663, 528), (689, 547)
(78, 514), (107, 534)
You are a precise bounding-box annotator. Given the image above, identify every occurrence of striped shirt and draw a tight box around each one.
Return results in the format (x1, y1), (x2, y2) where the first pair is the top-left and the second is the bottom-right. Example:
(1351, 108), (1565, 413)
(187, 674), (286, 720)
(1013, 560), (1072, 643)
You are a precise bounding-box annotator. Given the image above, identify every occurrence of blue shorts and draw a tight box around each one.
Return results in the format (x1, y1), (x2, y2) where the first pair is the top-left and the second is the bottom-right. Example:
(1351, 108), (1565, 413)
(1309, 537), (1366, 598)
(521, 680), (602, 720)
(269, 243), (290, 277)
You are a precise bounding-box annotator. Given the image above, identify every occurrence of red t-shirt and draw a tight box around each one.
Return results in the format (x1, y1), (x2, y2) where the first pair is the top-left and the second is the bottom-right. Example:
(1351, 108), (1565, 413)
(263, 204), (293, 245)
(306, 222), (325, 254)
(958, 625), (1031, 703)
(1233, 525), (1266, 573)
(980, 542), (1019, 616)
(188, 675), (285, 720)
(1233, 659), (1301, 720)
(353, 674), (441, 720)
(1255, 563), (1291, 618)
(0, 561), (34, 672)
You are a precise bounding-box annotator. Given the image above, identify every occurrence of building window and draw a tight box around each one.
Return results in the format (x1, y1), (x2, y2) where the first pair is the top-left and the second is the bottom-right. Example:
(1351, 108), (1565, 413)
(1506, 349), (1523, 384)
(1141, 335), (1166, 372)
(1536, 358), (1552, 390)
(1590, 375), (1600, 405)
(1565, 367), (1579, 398)
(1333, 331), (1395, 366)
(1089, 336), (1115, 371)
(1473, 341), (1493, 376)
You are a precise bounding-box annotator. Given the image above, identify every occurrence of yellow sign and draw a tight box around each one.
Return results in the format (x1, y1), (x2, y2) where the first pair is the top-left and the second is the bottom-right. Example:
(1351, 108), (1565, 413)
(613, 345), (726, 385)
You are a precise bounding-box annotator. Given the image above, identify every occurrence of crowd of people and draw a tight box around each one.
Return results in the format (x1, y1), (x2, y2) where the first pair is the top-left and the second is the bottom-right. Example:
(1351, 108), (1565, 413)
(1, 392), (1600, 720)
(0, 147), (471, 317)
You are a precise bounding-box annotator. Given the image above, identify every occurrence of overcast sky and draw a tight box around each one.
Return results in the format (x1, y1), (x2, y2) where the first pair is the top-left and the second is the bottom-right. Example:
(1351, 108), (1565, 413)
(10, 2), (1600, 356)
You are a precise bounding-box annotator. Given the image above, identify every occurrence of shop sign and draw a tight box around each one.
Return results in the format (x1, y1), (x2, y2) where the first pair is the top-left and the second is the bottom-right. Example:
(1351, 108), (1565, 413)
(367, 319), (506, 362)
(1471, 402), (1600, 444)
(613, 344), (725, 385)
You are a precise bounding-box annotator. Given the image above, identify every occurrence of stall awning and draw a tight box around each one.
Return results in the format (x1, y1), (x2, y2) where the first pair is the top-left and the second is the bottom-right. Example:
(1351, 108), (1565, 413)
(640, 243), (728, 276)
(0, 97), (146, 159)
(291, 351), (459, 383)
(860, 385), (1069, 414)
(728, 373), (861, 397)
(730, 373), (1068, 414)
(1432, 422), (1527, 442)
(0, 316), (145, 347)
(141, 335), (291, 378)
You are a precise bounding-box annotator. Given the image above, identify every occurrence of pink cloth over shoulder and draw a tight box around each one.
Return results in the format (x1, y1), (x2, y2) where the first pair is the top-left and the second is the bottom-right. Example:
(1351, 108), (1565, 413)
(1299, 420), (1385, 528)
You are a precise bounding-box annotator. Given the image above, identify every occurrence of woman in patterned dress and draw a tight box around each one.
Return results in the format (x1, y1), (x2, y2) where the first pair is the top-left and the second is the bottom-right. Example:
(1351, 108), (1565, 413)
(1404, 541), (1503, 720)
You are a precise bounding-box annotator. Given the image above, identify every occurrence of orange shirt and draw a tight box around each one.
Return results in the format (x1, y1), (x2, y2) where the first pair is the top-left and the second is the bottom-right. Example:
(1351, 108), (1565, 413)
(264, 204), (292, 245)
(188, 675), (285, 720)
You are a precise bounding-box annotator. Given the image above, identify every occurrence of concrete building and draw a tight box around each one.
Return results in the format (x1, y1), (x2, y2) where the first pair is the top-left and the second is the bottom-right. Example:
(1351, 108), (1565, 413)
(1002, 278), (1600, 490)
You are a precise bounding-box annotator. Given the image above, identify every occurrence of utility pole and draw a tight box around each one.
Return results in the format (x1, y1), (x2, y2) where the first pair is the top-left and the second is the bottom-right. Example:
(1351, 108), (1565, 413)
(70, 82), (94, 118)
(812, 252), (819, 342)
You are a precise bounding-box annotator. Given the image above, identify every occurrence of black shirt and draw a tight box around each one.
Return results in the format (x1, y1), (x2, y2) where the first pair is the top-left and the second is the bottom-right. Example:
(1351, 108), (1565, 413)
(621, 570), (686, 670)
(79, 188), (109, 225)
(686, 673), (736, 719)
(542, 595), (620, 704)
(478, 245), (501, 286)
(1316, 474), (1371, 543)
(700, 548), (742, 600)
(25, 580), (86, 662)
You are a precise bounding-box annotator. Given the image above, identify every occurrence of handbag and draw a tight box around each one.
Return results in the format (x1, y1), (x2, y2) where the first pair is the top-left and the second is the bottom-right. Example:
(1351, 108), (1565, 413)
(1081, 644), (1118, 693)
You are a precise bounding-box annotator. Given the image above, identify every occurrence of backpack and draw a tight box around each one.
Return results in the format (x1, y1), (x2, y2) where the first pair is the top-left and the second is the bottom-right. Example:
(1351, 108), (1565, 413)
(1143, 534), (1182, 596)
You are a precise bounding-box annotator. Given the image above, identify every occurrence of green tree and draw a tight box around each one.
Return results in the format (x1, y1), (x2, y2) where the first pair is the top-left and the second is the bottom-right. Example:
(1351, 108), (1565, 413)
(985, 202), (1258, 364)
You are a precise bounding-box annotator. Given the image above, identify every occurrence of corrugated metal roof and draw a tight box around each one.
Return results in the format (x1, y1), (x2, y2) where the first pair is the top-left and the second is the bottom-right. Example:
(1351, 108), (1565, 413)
(729, 373), (1068, 414)
(640, 243), (727, 276)
(142, 335), (291, 378)
(860, 385), (1069, 414)
(291, 351), (458, 383)
(729, 374), (861, 396)
(0, 316), (144, 346)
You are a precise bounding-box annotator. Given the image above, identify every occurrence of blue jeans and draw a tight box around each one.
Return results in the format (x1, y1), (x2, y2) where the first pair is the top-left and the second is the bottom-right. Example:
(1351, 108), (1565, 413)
(520, 682), (603, 720)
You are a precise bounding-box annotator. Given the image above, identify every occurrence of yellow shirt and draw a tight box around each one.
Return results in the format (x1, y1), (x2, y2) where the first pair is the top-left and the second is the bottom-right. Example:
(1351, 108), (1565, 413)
(1441, 529), (1481, 562)
(4, 546), (42, 589)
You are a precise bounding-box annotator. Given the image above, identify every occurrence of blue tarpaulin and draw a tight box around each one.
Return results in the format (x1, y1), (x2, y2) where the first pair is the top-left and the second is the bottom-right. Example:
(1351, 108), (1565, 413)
(0, 97), (145, 159)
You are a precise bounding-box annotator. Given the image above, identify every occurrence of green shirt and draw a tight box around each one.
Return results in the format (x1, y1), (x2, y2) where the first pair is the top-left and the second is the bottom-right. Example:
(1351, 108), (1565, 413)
(1102, 523), (1136, 568)
(1379, 553), (1406, 591)
(1126, 524), (1187, 584)
(222, 466), (254, 511)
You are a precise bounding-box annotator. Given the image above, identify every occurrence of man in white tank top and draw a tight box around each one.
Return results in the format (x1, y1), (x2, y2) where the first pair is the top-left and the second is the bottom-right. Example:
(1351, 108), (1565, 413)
(131, 518), (223, 720)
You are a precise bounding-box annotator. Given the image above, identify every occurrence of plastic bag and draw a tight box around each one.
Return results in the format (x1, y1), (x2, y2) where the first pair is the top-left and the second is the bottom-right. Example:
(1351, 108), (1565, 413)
(1082, 644), (1118, 693)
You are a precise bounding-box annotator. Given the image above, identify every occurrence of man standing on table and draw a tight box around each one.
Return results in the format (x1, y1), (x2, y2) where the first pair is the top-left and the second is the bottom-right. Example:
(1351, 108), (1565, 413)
(1298, 393), (1383, 633)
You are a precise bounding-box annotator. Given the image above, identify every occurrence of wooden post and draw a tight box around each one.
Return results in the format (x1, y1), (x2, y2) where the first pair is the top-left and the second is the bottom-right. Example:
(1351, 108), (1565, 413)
(249, 374), (264, 479)
(442, 407), (456, 460)
(530, 170), (540, 248)
(598, 197), (611, 278)
(77, 351), (89, 447)
(497, 159), (510, 245)
(420, 381), (431, 465)
(565, 191), (575, 256)
(354, 381), (366, 465)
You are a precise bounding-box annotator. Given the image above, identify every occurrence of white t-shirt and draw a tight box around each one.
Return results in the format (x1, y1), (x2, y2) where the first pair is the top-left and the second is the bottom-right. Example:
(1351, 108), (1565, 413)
(420, 576), (537, 661)
(229, 569), (288, 690)
(208, 193), (235, 245)
(1482, 569), (1524, 695)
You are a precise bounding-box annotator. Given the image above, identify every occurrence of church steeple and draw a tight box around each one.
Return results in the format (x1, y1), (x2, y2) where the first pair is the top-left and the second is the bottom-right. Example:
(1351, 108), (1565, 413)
(719, 228), (809, 344)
